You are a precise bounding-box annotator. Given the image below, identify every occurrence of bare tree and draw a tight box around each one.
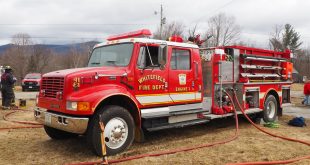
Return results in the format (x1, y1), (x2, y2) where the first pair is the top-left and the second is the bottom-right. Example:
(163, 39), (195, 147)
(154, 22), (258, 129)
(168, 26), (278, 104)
(27, 44), (51, 73)
(206, 13), (241, 47)
(3, 33), (33, 83)
(269, 25), (283, 51)
(188, 24), (198, 38)
(61, 43), (89, 69)
(153, 21), (185, 40)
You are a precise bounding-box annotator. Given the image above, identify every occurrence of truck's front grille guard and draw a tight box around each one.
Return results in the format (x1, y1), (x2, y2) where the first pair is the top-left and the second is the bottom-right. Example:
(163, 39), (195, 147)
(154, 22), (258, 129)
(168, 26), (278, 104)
(41, 77), (64, 98)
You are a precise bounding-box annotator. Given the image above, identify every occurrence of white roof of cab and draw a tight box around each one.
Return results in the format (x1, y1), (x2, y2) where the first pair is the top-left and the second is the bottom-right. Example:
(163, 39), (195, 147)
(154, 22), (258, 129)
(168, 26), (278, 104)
(94, 38), (199, 49)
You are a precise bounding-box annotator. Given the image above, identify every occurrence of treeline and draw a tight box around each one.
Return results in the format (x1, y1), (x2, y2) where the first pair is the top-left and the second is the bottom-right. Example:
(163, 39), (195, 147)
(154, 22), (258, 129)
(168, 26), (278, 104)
(0, 33), (95, 84)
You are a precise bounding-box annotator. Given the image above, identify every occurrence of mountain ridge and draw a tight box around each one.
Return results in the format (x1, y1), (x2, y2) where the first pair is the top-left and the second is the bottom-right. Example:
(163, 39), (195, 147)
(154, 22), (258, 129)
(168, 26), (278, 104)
(0, 41), (100, 54)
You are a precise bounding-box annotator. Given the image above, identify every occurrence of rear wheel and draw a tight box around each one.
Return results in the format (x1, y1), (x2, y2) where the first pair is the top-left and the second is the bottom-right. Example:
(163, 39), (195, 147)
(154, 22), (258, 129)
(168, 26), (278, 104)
(44, 125), (78, 139)
(87, 105), (135, 156)
(263, 95), (278, 122)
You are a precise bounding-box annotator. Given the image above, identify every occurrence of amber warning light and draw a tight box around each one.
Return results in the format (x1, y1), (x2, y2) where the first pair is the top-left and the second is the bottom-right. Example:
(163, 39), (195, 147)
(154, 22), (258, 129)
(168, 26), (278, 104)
(107, 29), (152, 41)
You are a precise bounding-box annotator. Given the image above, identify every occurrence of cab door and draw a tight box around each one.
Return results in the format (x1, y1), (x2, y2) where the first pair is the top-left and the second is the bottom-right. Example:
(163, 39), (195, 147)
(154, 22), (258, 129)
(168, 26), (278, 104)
(134, 43), (171, 107)
(168, 47), (200, 104)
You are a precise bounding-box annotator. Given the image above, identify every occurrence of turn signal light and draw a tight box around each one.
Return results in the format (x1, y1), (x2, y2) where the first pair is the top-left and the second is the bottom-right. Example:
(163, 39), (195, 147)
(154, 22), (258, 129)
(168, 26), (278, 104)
(77, 102), (90, 111)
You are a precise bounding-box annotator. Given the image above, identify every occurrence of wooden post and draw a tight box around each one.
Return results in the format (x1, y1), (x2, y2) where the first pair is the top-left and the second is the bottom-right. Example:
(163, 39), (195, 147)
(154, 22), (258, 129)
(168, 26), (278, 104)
(99, 115), (109, 165)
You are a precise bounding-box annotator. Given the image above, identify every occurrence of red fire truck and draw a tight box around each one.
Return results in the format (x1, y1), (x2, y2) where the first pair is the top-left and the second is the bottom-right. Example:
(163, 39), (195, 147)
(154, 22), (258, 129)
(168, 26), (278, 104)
(34, 29), (293, 156)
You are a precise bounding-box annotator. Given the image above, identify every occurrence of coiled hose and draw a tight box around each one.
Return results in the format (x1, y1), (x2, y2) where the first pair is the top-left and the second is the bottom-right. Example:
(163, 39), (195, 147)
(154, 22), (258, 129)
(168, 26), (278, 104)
(0, 109), (43, 131)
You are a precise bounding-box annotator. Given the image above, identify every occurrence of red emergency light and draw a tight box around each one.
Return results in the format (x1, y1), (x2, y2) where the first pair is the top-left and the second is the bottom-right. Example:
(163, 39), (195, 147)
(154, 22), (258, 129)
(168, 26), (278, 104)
(107, 29), (152, 41)
(168, 35), (183, 42)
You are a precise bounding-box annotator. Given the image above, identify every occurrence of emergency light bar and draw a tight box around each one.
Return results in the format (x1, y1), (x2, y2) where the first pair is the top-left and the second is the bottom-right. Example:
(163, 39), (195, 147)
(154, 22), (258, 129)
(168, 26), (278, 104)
(107, 29), (152, 41)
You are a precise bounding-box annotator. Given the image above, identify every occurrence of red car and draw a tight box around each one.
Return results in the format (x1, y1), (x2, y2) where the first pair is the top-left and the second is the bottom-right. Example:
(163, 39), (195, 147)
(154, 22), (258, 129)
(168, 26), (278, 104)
(22, 73), (42, 91)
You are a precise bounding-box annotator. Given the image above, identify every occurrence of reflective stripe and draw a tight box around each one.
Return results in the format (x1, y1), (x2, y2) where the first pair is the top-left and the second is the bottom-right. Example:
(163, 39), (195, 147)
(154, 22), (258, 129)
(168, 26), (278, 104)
(259, 92), (265, 99)
(195, 92), (202, 100)
(141, 102), (203, 118)
(136, 95), (172, 105)
(170, 93), (195, 102)
(141, 107), (170, 118)
(136, 92), (201, 106)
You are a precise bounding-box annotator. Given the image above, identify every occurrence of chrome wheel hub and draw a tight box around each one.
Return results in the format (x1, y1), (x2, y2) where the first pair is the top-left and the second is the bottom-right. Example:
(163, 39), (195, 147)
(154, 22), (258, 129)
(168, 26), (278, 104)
(104, 117), (128, 149)
(267, 101), (276, 118)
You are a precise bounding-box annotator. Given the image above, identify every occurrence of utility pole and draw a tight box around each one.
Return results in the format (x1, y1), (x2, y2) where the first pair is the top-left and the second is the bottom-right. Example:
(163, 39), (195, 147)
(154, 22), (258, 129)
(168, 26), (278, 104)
(155, 4), (166, 39)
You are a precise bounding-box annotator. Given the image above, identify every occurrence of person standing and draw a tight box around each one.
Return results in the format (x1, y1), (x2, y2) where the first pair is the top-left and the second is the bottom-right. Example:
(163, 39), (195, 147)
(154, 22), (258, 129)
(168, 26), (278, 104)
(1, 66), (16, 110)
(302, 80), (310, 106)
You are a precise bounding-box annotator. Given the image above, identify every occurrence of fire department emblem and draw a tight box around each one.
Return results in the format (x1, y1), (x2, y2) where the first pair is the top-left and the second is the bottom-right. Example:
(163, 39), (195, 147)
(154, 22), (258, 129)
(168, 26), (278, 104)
(178, 74), (186, 85)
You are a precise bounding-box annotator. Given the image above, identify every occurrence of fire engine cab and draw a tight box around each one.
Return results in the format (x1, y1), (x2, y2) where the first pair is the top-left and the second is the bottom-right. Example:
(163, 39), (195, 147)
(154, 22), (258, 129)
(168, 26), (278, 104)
(34, 29), (293, 156)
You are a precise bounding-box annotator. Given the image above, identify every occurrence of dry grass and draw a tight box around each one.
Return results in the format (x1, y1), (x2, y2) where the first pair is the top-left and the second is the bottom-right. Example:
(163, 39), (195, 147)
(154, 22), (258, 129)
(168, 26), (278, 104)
(291, 83), (304, 91)
(0, 101), (309, 165)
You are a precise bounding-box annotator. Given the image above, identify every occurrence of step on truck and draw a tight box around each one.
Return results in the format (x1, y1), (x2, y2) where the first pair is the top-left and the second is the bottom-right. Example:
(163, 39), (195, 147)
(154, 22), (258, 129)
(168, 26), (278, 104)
(34, 29), (293, 155)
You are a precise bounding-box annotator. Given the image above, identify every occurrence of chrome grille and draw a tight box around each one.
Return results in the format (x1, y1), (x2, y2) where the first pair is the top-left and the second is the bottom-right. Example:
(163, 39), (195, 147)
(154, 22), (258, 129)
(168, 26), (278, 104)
(41, 77), (64, 98)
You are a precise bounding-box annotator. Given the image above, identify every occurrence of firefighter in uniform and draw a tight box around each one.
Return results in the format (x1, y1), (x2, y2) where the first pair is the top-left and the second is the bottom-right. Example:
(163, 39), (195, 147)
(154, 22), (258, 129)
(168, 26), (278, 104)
(1, 66), (16, 110)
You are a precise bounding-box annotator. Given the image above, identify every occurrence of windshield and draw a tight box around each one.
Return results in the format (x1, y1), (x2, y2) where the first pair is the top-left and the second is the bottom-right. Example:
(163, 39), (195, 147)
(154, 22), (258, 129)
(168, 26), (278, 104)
(25, 74), (41, 79)
(88, 43), (134, 67)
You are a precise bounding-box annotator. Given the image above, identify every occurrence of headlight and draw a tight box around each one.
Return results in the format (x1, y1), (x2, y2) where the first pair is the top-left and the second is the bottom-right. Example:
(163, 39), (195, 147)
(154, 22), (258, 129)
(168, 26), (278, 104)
(22, 81), (25, 85)
(66, 101), (77, 111)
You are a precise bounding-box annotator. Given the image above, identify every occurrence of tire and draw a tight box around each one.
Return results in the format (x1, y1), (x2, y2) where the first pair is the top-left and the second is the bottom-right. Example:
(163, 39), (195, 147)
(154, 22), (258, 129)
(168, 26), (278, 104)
(22, 87), (25, 92)
(263, 95), (278, 123)
(44, 125), (78, 139)
(87, 105), (135, 156)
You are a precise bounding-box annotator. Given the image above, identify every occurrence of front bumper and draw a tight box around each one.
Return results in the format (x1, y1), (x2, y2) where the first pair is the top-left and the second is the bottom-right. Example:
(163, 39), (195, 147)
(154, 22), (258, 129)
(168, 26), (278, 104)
(34, 107), (89, 134)
(22, 85), (40, 90)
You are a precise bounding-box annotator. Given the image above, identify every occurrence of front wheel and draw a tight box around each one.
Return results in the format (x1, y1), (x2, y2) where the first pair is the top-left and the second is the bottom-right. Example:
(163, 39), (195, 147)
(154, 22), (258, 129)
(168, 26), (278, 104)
(263, 95), (278, 122)
(87, 105), (135, 156)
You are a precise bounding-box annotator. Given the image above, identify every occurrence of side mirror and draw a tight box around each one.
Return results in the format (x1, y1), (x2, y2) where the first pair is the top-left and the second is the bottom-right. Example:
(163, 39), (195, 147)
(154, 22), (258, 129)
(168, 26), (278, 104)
(158, 45), (167, 70)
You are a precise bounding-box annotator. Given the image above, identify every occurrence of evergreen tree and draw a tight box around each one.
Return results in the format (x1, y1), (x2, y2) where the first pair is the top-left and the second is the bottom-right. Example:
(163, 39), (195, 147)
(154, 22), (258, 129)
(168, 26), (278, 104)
(270, 24), (302, 53)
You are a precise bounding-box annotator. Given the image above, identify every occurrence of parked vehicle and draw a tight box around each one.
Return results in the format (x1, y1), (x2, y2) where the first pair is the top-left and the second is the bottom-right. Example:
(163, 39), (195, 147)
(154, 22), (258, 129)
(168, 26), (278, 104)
(22, 73), (41, 91)
(34, 29), (293, 156)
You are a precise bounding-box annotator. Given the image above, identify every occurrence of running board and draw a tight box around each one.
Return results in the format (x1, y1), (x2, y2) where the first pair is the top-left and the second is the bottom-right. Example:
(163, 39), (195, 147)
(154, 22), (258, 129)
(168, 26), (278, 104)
(146, 119), (209, 132)
(203, 108), (262, 120)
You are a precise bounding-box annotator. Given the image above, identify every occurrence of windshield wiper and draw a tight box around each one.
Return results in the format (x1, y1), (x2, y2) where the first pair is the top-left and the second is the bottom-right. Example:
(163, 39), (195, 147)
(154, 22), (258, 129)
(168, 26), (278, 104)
(106, 61), (117, 66)
(91, 62), (100, 65)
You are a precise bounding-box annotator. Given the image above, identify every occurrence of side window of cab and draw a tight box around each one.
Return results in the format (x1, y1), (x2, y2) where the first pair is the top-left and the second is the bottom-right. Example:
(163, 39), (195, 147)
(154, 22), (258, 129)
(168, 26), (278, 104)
(137, 44), (167, 69)
(170, 49), (191, 70)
